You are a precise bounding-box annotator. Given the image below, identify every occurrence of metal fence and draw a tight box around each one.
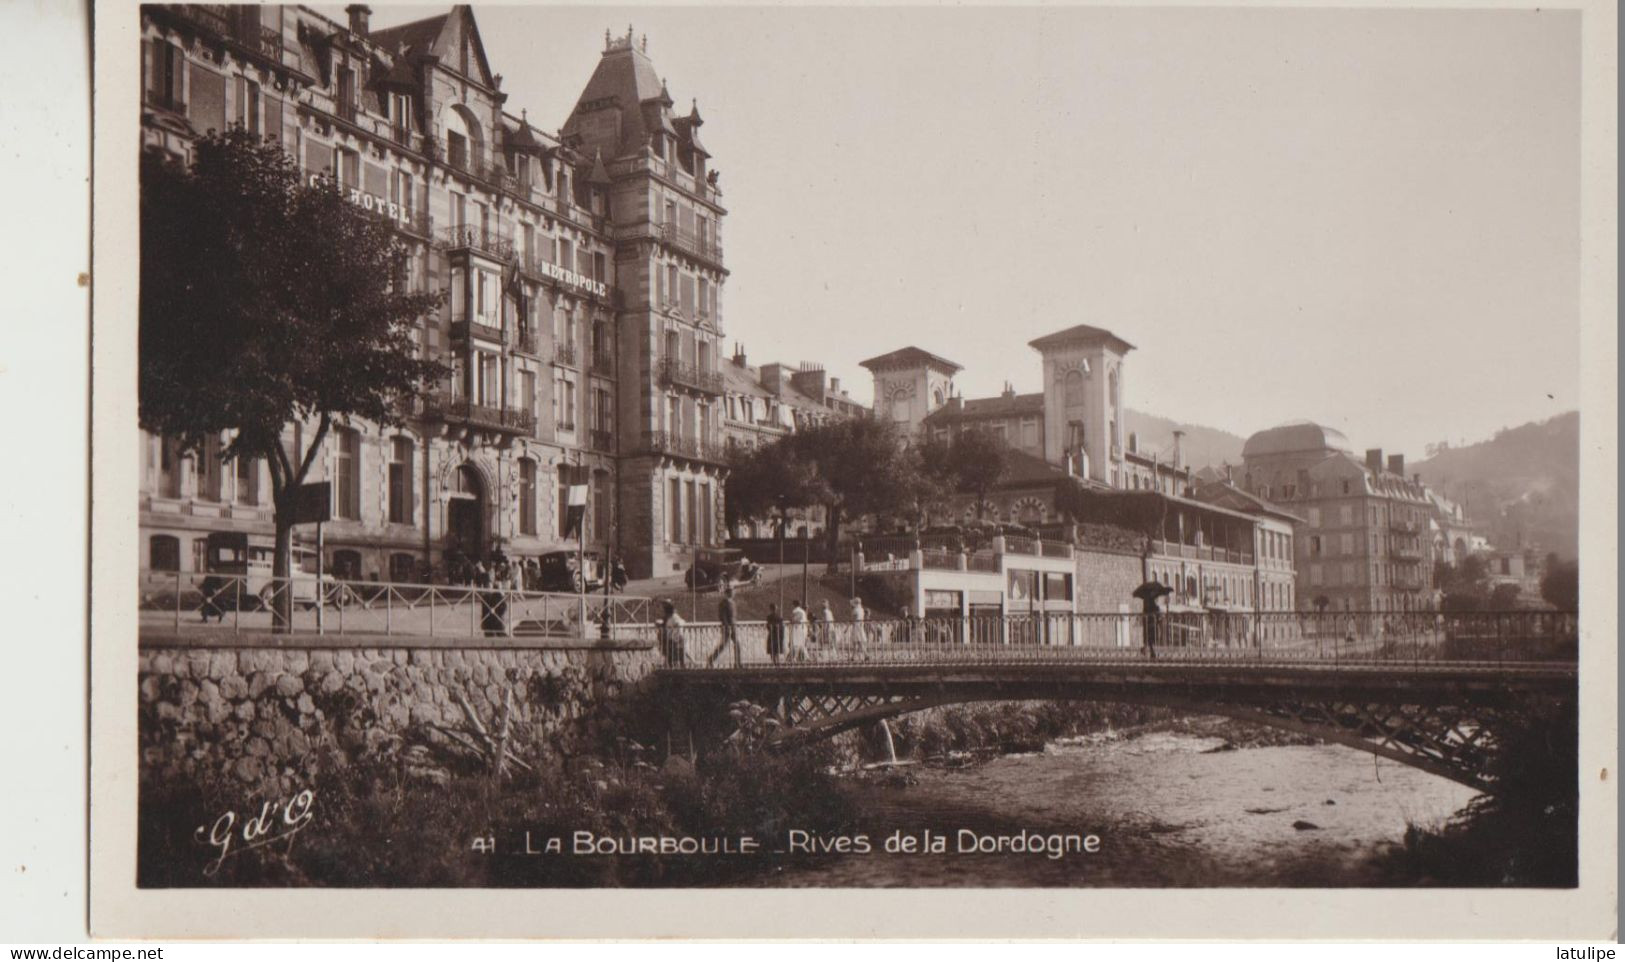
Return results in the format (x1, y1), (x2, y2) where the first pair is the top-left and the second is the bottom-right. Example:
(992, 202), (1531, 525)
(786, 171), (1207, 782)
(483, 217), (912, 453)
(138, 570), (655, 641)
(653, 610), (1578, 670)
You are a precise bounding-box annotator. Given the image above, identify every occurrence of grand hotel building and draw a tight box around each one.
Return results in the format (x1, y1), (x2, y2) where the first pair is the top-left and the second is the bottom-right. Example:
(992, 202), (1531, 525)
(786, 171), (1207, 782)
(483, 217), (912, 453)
(140, 4), (730, 581)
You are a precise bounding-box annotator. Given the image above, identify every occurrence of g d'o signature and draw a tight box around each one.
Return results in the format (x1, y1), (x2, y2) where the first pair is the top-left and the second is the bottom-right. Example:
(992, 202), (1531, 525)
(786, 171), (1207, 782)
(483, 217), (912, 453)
(195, 789), (316, 876)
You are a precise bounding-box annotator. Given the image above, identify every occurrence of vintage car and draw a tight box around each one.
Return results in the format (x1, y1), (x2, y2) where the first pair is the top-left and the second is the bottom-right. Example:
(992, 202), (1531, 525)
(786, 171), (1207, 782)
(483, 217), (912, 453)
(536, 550), (605, 593)
(684, 547), (762, 591)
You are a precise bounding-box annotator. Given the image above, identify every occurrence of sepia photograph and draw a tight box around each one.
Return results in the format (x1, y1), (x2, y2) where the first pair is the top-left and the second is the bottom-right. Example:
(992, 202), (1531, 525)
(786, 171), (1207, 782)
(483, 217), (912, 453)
(80, 0), (1615, 940)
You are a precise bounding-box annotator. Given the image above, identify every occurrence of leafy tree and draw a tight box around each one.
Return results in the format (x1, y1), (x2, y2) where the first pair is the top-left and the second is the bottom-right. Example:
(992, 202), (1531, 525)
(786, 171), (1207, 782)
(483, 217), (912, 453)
(899, 432), (958, 534)
(1540, 554), (1579, 610)
(1488, 583), (1524, 610)
(788, 418), (916, 558)
(723, 442), (820, 536)
(947, 429), (1010, 521)
(1436, 554), (1492, 611)
(140, 129), (446, 597)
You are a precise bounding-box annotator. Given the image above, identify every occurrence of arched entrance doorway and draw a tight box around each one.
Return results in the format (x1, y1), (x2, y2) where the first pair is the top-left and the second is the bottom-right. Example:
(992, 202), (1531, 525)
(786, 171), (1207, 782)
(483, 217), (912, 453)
(446, 463), (486, 561)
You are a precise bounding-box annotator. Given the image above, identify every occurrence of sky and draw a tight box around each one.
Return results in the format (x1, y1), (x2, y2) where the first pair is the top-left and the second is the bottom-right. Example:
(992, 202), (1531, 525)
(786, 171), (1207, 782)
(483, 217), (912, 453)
(348, 4), (1580, 460)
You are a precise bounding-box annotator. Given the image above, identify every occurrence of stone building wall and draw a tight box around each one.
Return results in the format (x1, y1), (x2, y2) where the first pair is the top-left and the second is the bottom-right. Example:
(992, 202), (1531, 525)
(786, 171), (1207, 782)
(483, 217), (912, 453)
(1073, 547), (1145, 612)
(138, 634), (661, 796)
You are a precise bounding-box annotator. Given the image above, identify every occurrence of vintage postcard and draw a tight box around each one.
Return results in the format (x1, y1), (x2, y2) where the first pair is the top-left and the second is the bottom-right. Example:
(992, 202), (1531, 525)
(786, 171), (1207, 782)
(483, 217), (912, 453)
(88, 0), (1617, 939)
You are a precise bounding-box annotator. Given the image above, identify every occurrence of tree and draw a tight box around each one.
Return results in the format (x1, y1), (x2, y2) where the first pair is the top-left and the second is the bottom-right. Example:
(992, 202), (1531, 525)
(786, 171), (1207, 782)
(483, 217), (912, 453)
(947, 429), (1010, 521)
(787, 418), (916, 558)
(900, 432), (958, 535)
(1488, 583), (1524, 610)
(1436, 554), (1492, 611)
(1540, 554), (1579, 610)
(141, 129), (446, 601)
(723, 441), (821, 536)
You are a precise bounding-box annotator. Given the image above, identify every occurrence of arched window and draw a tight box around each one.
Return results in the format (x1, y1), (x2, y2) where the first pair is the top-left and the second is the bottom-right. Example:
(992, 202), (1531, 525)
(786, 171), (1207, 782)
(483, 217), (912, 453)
(149, 535), (180, 571)
(932, 387), (945, 408)
(1063, 368), (1086, 407)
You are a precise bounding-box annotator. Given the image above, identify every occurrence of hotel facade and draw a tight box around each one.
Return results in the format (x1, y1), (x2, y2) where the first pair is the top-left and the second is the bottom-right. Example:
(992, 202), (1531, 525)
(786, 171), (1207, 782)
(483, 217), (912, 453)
(140, 4), (732, 582)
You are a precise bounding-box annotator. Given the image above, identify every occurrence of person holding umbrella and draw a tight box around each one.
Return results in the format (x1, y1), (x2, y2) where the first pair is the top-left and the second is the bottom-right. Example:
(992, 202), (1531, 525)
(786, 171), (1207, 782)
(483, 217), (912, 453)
(1133, 581), (1174, 660)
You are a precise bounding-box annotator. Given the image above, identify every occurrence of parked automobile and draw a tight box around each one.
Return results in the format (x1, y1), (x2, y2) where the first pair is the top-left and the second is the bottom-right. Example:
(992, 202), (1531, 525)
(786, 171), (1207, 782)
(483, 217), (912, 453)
(202, 531), (355, 610)
(536, 550), (604, 593)
(685, 547), (761, 591)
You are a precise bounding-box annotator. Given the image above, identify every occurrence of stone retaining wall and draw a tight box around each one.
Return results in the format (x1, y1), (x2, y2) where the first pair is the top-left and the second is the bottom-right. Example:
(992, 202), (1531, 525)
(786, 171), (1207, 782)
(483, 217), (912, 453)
(138, 632), (662, 794)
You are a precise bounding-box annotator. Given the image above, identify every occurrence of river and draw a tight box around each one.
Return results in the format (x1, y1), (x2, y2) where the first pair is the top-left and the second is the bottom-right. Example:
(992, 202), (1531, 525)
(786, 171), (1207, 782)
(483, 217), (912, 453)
(753, 719), (1478, 887)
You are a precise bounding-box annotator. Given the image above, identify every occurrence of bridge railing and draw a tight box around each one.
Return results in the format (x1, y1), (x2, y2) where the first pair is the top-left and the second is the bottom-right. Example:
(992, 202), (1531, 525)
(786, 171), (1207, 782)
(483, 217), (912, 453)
(655, 610), (1578, 669)
(138, 569), (657, 640)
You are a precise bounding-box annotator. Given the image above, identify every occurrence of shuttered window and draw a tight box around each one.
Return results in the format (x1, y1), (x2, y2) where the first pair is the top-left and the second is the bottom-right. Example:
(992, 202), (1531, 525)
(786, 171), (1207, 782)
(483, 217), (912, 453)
(189, 66), (227, 134)
(304, 140), (333, 176)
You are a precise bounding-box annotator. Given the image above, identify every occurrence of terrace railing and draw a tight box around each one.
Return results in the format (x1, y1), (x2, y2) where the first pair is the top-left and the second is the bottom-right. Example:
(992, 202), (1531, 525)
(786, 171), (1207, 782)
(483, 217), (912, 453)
(139, 570), (655, 640)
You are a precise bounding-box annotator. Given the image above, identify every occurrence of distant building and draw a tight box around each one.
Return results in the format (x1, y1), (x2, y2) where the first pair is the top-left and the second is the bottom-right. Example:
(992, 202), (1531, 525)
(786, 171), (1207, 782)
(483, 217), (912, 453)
(1241, 422), (1435, 612)
(720, 344), (867, 538)
(858, 324), (1290, 618)
(1427, 490), (1479, 565)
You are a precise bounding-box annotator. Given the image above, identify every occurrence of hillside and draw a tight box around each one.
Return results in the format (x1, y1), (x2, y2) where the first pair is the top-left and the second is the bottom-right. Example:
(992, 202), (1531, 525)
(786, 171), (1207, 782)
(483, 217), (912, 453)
(1123, 409), (1247, 471)
(1412, 412), (1579, 560)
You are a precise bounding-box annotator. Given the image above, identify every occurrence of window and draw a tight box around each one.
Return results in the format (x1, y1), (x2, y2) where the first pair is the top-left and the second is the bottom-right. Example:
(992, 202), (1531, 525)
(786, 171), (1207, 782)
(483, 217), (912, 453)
(447, 131), (468, 170)
(149, 535), (181, 572)
(1062, 369), (1086, 407)
(335, 147), (361, 191)
(560, 380), (576, 429)
(388, 436), (414, 525)
(335, 427), (361, 520)
(666, 265), (679, 306)
(197, 435), (223, 501)
(336, 66), (357, 120)
(686, 479), (698, 545)
(1340, 533), (1355, 555)
(1021, 417), (1039, 449)
(1307, 506), (1321, 528)
(332, 549), (362, 581)
(147, 39), (185, 110)
(668, 477), (683, 543)
(593, 251), (607, 283)
(593, 471), (611, 542)
(519, 370), (537, 425)
(1309, 535), (1322, 557)
(450, 191), (466, 228)
(234, 455), (258, 505)
(518, 459), (537, 535)
(234, 77), (260, 134)
(392, 169), (415, 216)
(1339, 505), (1354, 526)
(697, 481), (712, 546)
(389, 553), (417, 584)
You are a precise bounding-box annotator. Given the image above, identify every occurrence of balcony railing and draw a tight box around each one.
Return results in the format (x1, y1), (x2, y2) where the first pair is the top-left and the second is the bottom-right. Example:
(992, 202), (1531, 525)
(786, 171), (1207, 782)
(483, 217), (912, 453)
(645, 431), (727, 465)
(422, 394), (535, 435)
(554, 343), (577, 367)
(144, 91), (187, 115)
(437, 140), (515, 191)
(395, 208), (432, 239)
(514, 329), (542, 355)
(656, 221), (724, 267)
(589, 429), (615, 453)
(589, 351), (614, 375)
(556, 420), (577, 434)
(437, 224), (514, 262)
(659, 357), (724, 395)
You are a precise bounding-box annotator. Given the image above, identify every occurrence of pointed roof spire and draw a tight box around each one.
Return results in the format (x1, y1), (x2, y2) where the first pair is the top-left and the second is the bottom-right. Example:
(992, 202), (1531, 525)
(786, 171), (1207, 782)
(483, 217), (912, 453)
(640, 33), (648, 52)
(688, 98), (703, 125)
(588, 148), (612, 186)
(658, 77), (674, 106)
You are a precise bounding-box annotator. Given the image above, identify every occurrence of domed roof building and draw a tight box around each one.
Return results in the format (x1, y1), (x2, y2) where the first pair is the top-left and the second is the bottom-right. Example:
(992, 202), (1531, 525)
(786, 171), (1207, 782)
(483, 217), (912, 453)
(1241, 421), (1355, 460)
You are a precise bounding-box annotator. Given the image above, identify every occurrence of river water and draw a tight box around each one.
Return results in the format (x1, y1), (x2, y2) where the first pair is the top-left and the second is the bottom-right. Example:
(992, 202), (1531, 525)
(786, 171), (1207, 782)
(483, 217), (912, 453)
(754, 721), (1478, 887)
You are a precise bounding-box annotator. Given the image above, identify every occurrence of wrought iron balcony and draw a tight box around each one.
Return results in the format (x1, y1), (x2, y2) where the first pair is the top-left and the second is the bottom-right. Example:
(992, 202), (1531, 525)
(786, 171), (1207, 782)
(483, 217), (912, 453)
(645, 431), (728, 465)
(514, 329), (542, 356)
(656, 221), (724, 268)
(394, 208), (432, 239)
(659, 357), (724, 395)
(437, 224), (514, 262)
(554, 343), (577, 367)
(589, 350), (615, 375)
(422, 394), (535, 436)
(589, 429), (615, 453)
